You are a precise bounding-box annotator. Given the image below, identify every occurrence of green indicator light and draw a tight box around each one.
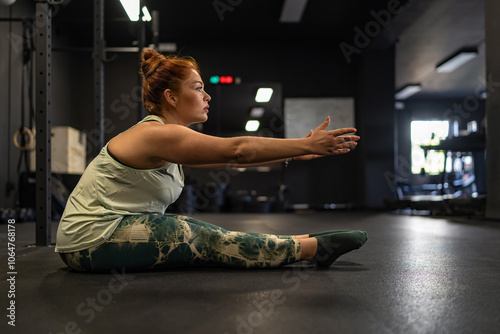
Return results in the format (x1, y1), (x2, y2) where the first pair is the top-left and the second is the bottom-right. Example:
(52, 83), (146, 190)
(210, 76), (220, 84)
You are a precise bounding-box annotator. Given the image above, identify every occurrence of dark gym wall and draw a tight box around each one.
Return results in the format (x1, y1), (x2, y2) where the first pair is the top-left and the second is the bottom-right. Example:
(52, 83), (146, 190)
(355, 48), (396, 208)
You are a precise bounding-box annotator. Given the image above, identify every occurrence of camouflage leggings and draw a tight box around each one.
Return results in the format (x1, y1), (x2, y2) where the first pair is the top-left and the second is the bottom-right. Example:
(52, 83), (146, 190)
(59, 214), (302, 272)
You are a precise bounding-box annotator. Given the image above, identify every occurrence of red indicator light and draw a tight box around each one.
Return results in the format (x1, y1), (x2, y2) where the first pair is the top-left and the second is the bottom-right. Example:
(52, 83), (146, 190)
(219, 76), (234, 84)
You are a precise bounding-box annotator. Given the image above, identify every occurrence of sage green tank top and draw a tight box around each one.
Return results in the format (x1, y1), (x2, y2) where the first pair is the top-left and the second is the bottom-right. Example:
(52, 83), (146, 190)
(55, 115), (184, 253)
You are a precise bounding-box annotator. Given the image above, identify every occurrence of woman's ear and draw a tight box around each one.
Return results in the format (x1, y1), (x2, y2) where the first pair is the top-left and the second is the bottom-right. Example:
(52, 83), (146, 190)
(164, 89), (176, 108)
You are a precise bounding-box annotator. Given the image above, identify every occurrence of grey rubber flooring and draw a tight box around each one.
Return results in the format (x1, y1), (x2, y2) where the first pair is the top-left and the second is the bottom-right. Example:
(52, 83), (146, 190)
(1, 212), (499, 334)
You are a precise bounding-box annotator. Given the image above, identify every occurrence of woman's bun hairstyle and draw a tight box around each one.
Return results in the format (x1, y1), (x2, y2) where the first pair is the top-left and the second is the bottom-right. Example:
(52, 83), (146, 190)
(140, 49), (161, 76)
(142, 48), (156, 62)
(140, 48), (200, 116)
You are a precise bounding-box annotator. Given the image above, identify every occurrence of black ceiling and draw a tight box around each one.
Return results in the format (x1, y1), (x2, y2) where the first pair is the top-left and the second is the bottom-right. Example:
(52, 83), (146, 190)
(55, 0), (413, 46)
(393, 0), (485, 100)
(53, 0), (485, 100)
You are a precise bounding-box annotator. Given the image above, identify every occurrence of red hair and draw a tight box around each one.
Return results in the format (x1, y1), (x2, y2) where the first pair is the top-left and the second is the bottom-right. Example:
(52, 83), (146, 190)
(140, 49), (200, 115)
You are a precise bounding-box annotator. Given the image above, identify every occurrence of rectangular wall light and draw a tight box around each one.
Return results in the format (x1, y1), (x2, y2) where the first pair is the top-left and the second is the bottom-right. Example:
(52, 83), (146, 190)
(245, 120), (260, 132)
(255, 88), (273, 103)
(436, 50), (478, 73)
(280, 0), (308, 23)
(395, 84), (422, 100)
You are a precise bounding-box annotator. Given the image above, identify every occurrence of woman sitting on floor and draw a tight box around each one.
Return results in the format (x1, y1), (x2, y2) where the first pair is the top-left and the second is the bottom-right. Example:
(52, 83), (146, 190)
(55, 49), (367, 272)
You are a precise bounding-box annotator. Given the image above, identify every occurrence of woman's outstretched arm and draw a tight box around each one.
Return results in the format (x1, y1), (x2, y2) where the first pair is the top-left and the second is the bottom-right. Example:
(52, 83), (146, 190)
(109, 116), (359, 168)
(155, 117), (357, 166)
(185, 128), (354, 168)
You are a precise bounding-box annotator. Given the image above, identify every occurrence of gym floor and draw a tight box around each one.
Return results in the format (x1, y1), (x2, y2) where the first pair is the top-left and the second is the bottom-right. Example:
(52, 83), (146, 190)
(1, 212), (499, 334)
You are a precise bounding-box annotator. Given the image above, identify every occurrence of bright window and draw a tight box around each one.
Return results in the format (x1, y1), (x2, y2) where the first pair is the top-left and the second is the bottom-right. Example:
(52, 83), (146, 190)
(411, 121), (449, 175)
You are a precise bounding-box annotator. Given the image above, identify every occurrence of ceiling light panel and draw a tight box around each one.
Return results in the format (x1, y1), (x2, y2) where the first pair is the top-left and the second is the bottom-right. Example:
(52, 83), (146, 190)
(120, 0), (139, 21)
(436, 50), (478, 73)
(395, 84), (422, 100)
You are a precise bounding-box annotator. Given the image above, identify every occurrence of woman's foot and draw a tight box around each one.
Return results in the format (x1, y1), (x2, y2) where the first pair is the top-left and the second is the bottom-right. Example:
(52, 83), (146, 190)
(311, 231), (367, 267)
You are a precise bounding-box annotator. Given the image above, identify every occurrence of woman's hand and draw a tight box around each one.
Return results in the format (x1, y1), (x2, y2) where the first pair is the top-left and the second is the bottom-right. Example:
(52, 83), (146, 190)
(299, 117), (359, 159)
(292, 130), (322, 161)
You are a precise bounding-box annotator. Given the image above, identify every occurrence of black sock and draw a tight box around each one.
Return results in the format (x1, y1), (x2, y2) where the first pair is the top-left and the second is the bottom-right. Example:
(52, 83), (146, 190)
(312, 231), (367, 267)
(309, 230), (352, 238)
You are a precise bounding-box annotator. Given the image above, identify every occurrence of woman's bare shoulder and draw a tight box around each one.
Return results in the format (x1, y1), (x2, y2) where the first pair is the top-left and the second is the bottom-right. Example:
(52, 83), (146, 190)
(107, 121), (172, 168)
